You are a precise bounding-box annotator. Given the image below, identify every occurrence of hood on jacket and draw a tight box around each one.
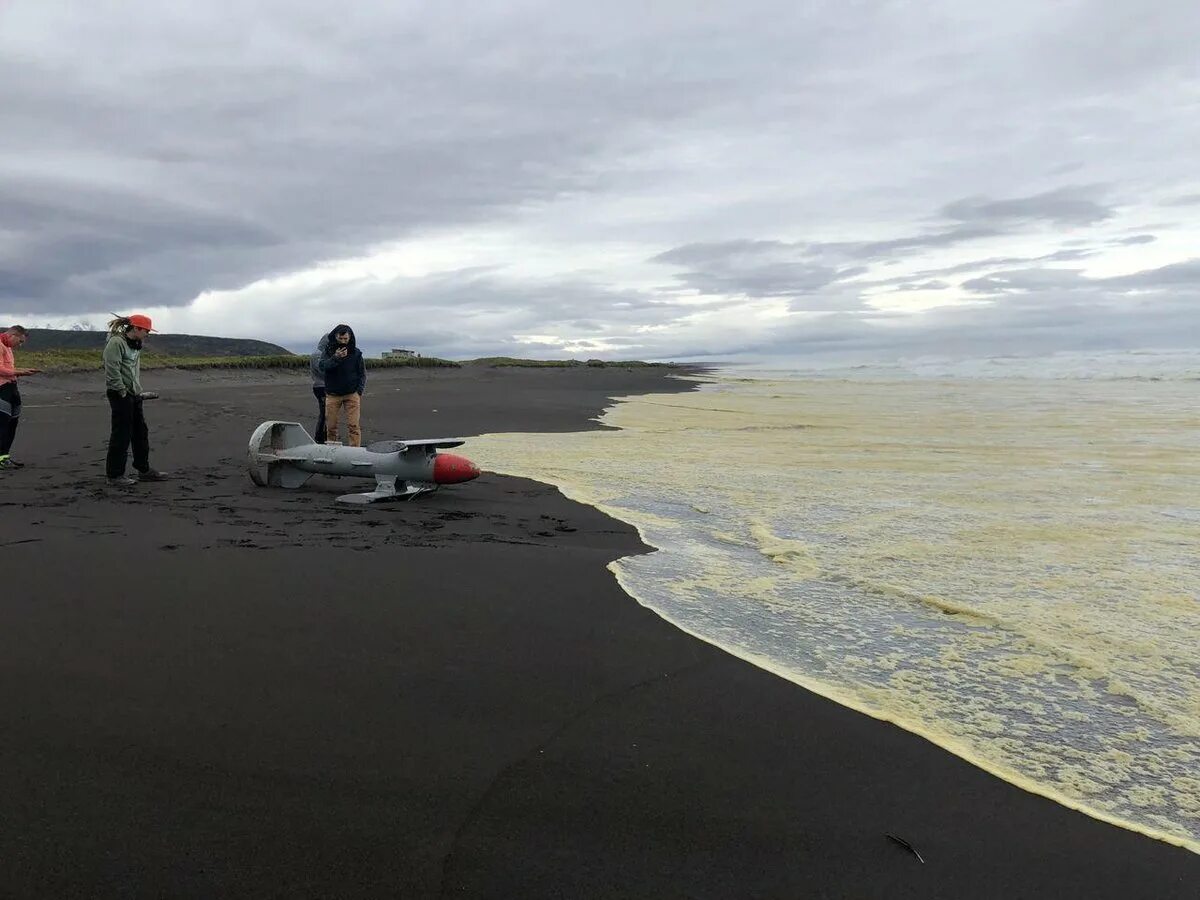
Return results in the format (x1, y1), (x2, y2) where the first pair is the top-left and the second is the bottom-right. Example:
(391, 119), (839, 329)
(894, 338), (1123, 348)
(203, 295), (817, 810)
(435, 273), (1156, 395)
(310, 333), (332, 385)
(325, 324), (358, 355)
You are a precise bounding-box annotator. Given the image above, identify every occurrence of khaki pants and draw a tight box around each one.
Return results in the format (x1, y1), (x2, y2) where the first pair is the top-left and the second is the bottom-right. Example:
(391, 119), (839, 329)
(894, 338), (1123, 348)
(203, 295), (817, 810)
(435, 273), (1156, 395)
(325, 393), (362, 447)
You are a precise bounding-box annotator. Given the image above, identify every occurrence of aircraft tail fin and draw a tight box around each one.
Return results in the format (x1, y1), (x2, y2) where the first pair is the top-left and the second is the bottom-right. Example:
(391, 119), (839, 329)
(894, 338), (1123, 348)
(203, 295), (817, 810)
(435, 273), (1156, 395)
(248, 421), (316, 488)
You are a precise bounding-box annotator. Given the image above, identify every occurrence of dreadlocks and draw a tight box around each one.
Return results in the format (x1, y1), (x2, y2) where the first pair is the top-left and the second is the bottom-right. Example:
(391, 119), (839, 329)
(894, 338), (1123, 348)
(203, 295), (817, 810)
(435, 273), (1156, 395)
(107, 316), (133, 336)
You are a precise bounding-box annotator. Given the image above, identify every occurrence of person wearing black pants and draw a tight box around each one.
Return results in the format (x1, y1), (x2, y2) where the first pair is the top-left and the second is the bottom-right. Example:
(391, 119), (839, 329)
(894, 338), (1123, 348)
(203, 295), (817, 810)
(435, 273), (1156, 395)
(310, 333), (330, 443)
(0, 324), (38, 470)
(313, 385), (327, 443)
(106, 390), (151, 480)
(0, 382), (21, 463)
(102, 314), (168, 486)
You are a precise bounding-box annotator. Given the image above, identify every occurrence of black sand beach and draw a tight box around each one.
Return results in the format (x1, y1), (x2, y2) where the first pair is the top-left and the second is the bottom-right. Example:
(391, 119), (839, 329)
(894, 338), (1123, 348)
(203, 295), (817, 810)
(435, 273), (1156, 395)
(1, 365), (1196, 898)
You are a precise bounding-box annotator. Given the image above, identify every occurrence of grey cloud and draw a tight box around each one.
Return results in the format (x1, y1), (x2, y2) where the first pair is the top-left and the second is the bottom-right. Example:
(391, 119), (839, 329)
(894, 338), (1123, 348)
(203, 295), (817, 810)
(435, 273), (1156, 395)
(651, 241), (867, 302)
(899, 248), (1096, 280)
(648, 224), (1000, 300)
(1104, 258), (1200, 289)
(2, 3), (774, 316)
(959, 258), (1200, 297)
(961, 268), (1089, 294)
(1113, 234), (1156, 245)
(652, 241), (789, 267)
(1047, 161), (1084, 176)
(891, 280), (951, 292)
(667, 261), (862, 300)
(1162, 193), (1200, 207)
(706, 287), (1200, 364)
(649, 191), (1112, 303)
(940, 186), (1114, 227)
(826, 225), (1004, 261)
(675, 252), (1200, 364)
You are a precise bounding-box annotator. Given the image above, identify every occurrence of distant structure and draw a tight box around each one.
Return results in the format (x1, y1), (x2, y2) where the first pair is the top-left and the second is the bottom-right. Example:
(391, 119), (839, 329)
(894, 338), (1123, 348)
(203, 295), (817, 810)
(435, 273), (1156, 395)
(381, 348), (419, 359)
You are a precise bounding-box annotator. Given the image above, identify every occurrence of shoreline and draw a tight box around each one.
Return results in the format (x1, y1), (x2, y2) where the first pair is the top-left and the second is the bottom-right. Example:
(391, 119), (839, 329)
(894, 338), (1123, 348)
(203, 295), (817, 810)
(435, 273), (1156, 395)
(1, 366), (1196, 897)
(482, 379), (1200, 858)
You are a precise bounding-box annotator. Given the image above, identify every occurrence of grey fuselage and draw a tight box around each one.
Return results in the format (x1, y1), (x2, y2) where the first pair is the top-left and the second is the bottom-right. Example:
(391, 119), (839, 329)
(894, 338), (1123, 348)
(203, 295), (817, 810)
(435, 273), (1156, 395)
(248, 421), (479, 497)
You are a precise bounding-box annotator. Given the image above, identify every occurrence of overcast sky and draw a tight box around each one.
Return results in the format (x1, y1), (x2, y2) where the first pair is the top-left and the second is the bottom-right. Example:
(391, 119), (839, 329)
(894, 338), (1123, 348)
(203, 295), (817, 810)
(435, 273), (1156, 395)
(2, 0), (1198, 361)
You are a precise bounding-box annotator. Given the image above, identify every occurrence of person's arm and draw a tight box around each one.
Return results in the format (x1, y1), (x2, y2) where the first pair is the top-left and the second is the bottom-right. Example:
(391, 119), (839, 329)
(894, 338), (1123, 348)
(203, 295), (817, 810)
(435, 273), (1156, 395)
(131, 353), (143, 397)
(0, 345), (32, 377)
(102, 340), (126, 394)
(357, 354), (366, 395)
(317, 352), (341, 373)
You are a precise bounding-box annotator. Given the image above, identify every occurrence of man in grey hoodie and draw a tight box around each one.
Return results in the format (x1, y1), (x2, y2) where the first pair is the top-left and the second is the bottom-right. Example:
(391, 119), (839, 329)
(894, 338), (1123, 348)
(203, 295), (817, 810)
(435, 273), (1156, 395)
(310, 334), (330, 443)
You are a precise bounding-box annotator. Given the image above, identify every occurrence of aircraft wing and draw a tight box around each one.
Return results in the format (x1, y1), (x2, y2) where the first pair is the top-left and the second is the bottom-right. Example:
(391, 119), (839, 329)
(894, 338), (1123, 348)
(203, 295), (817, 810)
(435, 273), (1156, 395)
(367, 438), (466, 453)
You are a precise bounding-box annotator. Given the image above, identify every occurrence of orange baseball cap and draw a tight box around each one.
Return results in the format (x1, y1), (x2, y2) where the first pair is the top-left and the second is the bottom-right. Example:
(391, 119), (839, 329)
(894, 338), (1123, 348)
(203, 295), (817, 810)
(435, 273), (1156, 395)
(128, 314), (155, 332)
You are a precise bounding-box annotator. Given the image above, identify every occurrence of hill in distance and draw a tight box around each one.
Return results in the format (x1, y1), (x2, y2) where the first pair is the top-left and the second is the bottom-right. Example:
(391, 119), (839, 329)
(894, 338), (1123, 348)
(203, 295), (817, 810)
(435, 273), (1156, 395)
(24, 328), (293, 358)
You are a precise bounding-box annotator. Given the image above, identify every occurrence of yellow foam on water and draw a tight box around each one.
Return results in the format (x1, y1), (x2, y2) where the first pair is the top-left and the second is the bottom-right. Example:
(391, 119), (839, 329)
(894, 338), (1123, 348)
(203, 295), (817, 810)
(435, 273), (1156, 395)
(469, 374), (1200, 853)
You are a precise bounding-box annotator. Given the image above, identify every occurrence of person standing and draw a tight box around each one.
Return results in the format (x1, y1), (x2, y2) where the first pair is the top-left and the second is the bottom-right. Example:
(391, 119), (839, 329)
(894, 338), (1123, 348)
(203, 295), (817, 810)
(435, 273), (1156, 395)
(0, 325), (40, 469)
(317, 324), (366, 447)
(103, 314), (168, 486)
(310, 333), (330, 443)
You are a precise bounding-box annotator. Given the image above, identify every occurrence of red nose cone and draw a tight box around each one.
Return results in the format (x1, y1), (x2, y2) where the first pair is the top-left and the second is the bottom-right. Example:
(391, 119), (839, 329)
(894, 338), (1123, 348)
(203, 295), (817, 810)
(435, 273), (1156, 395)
(433, 453), (481, 485)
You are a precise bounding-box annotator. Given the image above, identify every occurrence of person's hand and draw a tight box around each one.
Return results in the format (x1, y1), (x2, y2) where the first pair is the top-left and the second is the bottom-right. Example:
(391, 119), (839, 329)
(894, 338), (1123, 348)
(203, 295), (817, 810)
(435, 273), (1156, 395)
(17, 368), (39, 376)
(335, 347), (348, 359)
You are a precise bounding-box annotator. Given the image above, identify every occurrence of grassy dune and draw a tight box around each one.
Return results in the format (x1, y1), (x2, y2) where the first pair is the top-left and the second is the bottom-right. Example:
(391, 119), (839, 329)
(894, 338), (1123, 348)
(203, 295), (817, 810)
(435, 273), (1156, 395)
(19, 349), (461, 373)
(18, 349), (673, 374)
(469, 357), (674, 368)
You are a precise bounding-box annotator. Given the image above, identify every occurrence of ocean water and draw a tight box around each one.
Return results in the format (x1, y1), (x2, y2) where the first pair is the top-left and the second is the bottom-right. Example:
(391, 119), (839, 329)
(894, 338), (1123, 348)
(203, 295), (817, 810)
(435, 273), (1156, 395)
(467, 351), (1200, 852)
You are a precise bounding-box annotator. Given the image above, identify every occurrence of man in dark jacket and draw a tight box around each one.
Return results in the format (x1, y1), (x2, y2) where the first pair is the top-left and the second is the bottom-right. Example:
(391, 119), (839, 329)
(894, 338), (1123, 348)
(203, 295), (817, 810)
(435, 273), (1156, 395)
(317, 324), (366, 446)
(310, 333), (330, 443)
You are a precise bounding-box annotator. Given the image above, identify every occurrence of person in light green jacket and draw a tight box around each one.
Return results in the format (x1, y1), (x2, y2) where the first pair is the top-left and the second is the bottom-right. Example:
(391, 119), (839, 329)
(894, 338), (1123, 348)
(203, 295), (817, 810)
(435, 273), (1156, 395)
(103, 314), (168, 486)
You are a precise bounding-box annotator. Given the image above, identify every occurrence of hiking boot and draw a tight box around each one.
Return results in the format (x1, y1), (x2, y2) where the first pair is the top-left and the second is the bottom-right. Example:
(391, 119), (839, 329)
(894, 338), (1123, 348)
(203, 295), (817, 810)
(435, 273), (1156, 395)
(136, 469), (170, 482)
(0, 457), (12, 470)
(106, 475), (137, 487)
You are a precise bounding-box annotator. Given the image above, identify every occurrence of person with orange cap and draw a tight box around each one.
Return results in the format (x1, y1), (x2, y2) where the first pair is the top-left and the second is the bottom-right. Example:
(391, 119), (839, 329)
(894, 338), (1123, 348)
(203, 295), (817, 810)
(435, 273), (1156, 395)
(102, 314), (168, 486)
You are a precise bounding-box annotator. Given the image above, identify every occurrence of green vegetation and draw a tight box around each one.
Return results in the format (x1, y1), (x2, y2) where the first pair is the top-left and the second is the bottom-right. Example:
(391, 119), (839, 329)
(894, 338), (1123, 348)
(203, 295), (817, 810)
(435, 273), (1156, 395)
(19, 330), (678, 371)
(20, 349), (113, 372)
(470, 357), (674, 368)
(166, 354), (462, 371)
(20, 349), (460, 373)
(19, 347), (674, 375)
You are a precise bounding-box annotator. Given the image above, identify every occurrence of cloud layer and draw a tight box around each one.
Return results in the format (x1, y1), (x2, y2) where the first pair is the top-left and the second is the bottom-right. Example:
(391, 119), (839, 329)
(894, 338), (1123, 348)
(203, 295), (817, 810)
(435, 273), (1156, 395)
(2, 0), (1198, 360)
